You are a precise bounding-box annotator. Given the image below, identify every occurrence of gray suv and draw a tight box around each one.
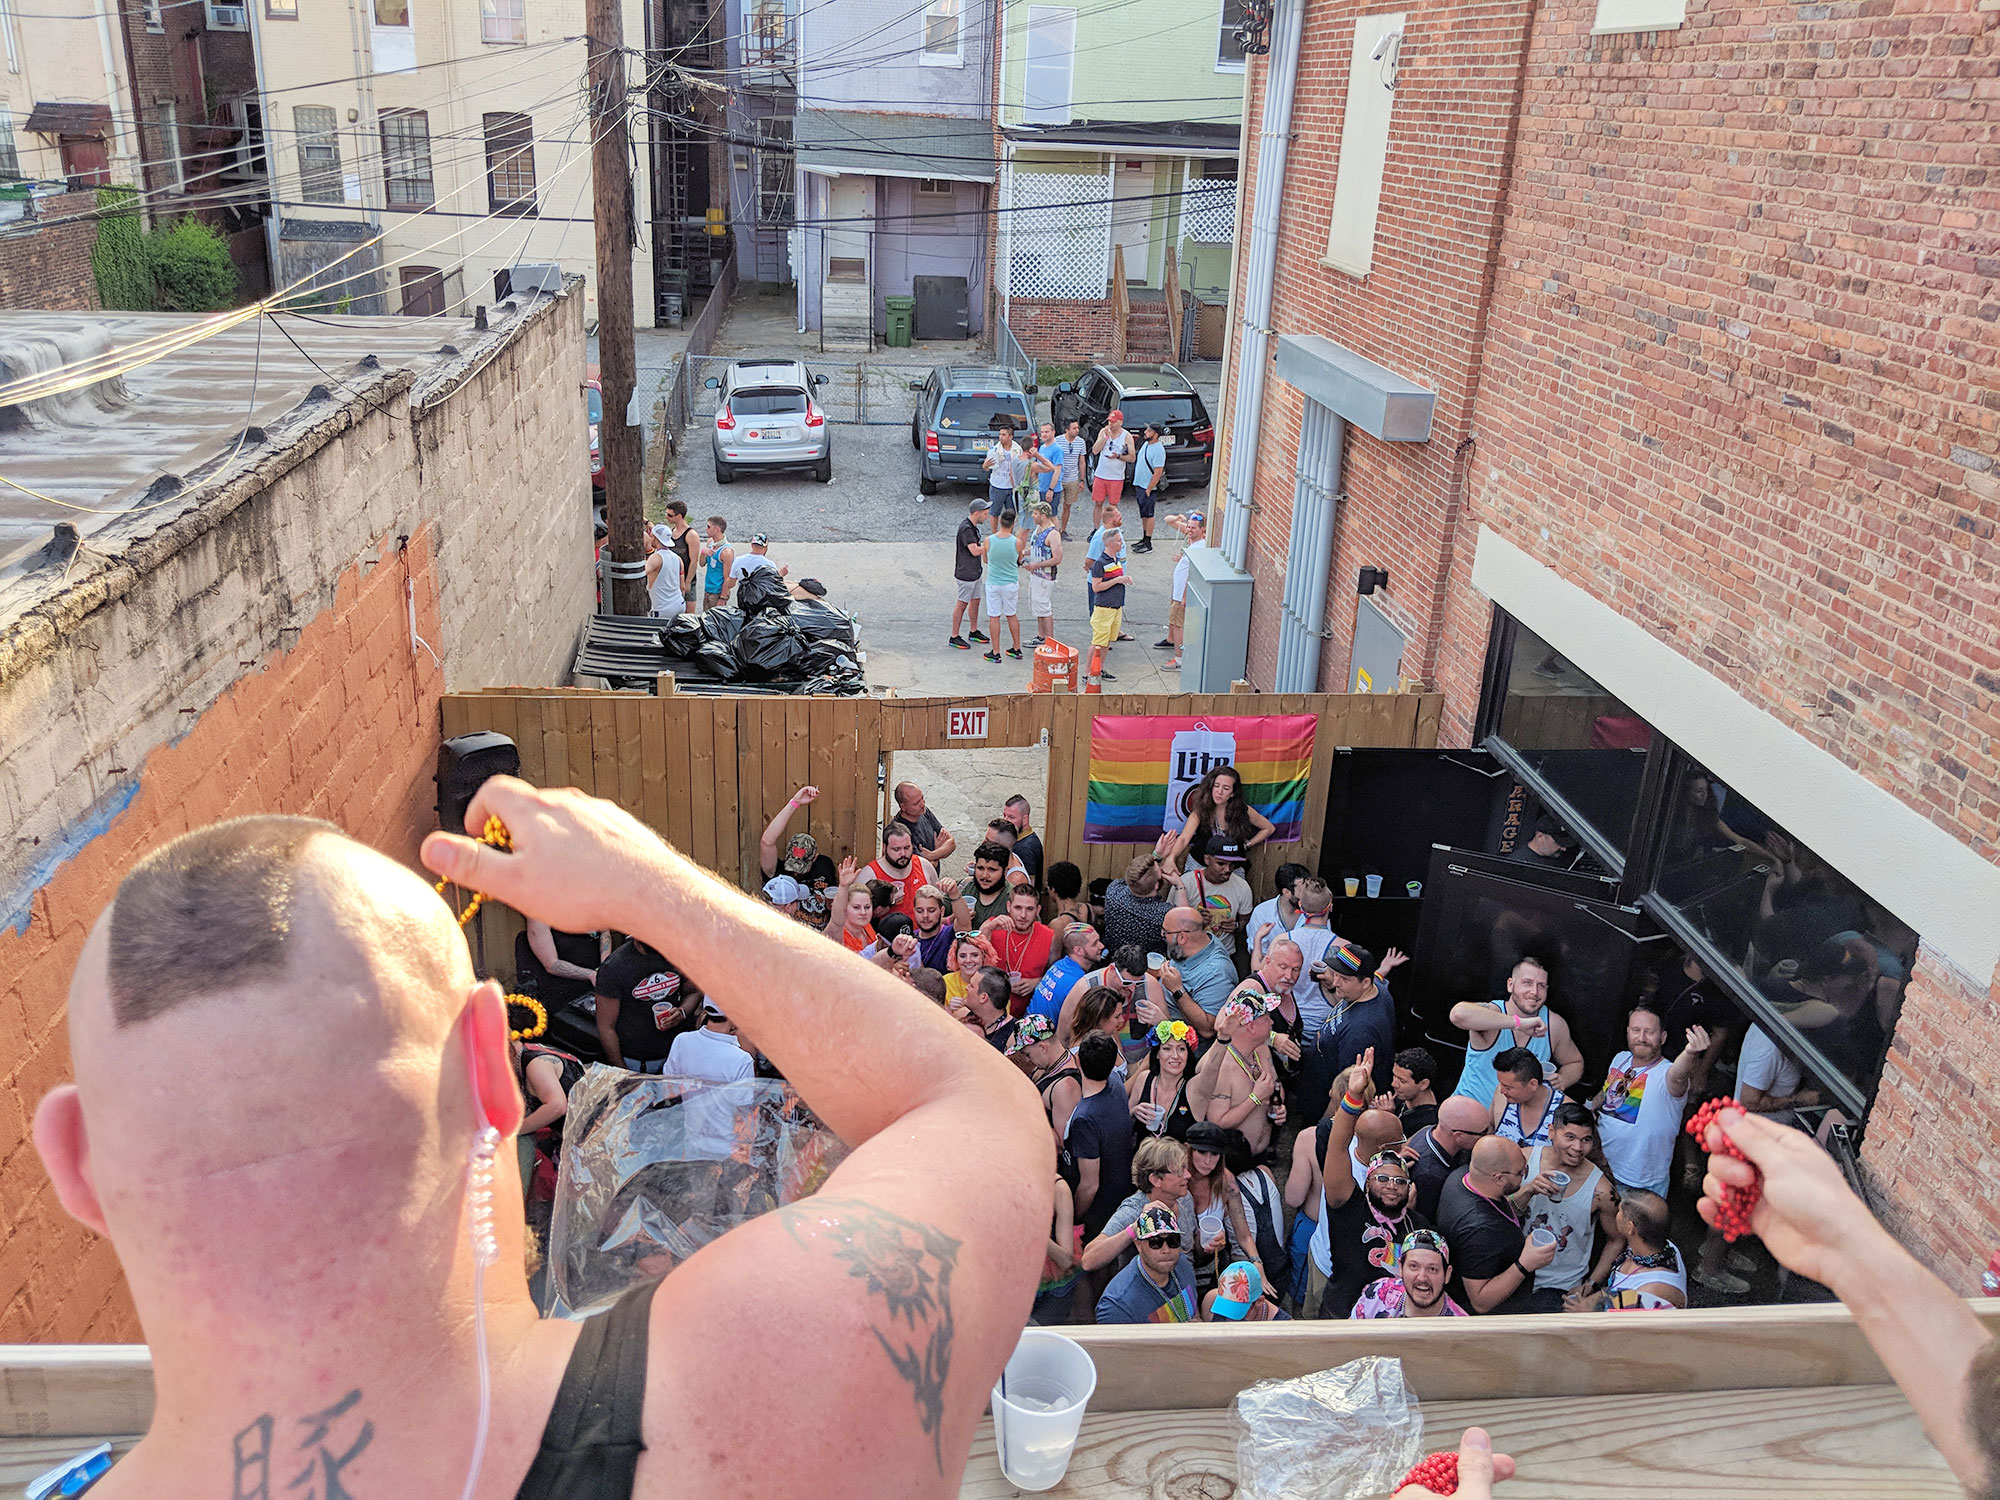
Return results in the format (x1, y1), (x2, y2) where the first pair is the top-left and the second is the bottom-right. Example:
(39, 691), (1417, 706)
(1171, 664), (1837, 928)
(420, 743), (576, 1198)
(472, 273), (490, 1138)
(909, 365), (1035, 495)
(708, 358), (833, 484)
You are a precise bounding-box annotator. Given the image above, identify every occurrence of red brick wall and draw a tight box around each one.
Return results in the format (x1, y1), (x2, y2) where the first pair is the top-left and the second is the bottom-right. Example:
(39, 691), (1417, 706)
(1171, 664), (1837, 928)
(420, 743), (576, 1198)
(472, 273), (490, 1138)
(1220, 0), (1536, 692)
(1008, 297), (1122, 361)
(0, 533), (443, 1342)
(0, 194), (105, 312)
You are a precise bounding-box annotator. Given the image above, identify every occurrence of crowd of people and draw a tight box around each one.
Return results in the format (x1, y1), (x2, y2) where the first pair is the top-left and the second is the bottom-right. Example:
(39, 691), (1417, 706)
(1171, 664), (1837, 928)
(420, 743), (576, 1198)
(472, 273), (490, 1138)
(504, 759), (1881, 1334)
(641, 501), (827, 617)
(947, 415), (1205, 675)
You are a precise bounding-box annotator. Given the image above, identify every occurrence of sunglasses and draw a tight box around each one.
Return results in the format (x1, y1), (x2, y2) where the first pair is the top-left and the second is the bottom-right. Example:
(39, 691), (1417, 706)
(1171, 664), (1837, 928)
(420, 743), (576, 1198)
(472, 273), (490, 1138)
(1371, 1174), (1412, 1186)
(1140, 1236), (1179, 1250)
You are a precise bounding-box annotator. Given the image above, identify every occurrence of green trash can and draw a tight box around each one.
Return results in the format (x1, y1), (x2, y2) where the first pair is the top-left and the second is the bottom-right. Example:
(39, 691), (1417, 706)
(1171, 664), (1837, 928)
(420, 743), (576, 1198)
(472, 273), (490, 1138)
(884, 295), (916, 348)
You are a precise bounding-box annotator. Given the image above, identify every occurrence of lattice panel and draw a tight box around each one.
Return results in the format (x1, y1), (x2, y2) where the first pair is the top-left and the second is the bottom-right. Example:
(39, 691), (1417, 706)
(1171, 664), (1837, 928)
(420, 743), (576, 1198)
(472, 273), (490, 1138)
(1005, 170), (1113, 300)
(1182, 178), (1237, 244)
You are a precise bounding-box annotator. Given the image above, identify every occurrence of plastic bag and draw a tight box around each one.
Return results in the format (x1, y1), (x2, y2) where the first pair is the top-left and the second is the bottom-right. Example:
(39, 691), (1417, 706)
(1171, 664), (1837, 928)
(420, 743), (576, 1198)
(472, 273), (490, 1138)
(735, 614), (809, 680)
(735, 568), (793, 617)
(699, 606), (746, 647)
(544, 1065), (848, 1318)
(789, 599), (858, 648)
(800, 670), (868, 697)
(659, 614), (706, 659)
(1233, 1357), (1423, 1500)
(687, 641), (740, 680)
(800, 639), (858, 677)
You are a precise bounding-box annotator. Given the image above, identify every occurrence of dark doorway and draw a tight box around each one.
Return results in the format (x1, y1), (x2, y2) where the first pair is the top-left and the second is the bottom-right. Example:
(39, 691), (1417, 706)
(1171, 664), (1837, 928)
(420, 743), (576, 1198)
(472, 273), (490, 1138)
(400, 265), (445, 315)
(59, 136), (110, 186)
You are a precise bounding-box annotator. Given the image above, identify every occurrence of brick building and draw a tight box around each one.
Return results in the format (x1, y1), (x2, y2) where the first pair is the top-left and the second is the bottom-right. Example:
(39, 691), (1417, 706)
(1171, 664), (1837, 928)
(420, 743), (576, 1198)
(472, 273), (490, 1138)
(0, 192), (105, 310)
(1207, 0), (1999, 1285)
(0, 286), (593, 1339)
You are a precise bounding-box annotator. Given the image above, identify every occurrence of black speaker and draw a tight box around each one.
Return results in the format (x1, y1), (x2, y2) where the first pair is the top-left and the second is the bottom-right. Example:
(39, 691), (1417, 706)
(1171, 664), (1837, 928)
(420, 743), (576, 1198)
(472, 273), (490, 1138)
(436, 731), (520, 832)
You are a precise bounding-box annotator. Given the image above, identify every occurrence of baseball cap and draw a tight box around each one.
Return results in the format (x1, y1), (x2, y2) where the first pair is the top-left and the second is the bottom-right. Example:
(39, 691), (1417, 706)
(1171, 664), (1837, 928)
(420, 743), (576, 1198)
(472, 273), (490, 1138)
(1107, 408), (1124, 422)
(763, 874), (803, 904)
(702, 999), (727, 1021)
(781, 831), (819, 876)
(650, 522), (673, 546)
(1133, 1202), (1180, 1240)
(969, 497), (991, 514)
(1325, 939), (1373, 977)
(794, 578), (827, 597)
(1210, 1260), (1266, 1320)
(1208, 840), (1248, 864)
(1005, 1012), (1057, 1056)
(752, 532), (771, 545)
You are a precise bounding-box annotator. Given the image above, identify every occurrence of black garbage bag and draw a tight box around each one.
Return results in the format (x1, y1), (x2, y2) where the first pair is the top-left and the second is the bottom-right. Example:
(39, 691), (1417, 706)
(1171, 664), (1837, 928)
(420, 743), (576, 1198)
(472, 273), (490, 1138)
(734, 568), (793, 617)
(800, 639), (858, 677)
(800, 670), (868, 697)
(734, 614), (809, 681)
(699, 605), (746, 647)
(789, 599), (858, 648)
(659, 614), (706, 659)
(687, 641), (740, 680)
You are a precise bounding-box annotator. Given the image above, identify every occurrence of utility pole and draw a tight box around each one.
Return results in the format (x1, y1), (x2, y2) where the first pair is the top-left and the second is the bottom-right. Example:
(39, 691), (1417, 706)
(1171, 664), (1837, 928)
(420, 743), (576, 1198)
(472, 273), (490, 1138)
(590, 0), (647, 617)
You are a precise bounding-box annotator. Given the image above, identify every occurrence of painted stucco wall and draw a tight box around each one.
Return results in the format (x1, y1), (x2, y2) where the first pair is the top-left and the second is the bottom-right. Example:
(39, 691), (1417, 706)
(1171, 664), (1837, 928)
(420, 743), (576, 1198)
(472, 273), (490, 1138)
(998, 0), (1245, 126)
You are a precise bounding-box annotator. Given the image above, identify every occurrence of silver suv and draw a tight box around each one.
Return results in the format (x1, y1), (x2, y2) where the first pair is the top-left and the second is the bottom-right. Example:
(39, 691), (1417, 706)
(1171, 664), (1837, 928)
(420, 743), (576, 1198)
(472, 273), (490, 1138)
(707, 358), (833, 484)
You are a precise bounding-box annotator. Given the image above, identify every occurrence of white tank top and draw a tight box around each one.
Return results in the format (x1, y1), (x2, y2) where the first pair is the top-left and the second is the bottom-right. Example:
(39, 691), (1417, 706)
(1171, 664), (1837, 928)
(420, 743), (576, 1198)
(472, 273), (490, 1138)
(649, 558), (684, 616)
(1524, 1144), (1599, 1293)
(1605, 1244), (1688, 1309)
(1094, 430), (1133, 482)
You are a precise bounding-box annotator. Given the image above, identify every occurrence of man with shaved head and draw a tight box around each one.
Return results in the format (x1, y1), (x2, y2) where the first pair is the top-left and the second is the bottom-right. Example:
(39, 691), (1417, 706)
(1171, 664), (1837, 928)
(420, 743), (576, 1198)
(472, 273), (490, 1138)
(1436, 1135), (1560, 1313)
(1409, 1094), (1494, 1221)
(33, 782), (1052, 1500)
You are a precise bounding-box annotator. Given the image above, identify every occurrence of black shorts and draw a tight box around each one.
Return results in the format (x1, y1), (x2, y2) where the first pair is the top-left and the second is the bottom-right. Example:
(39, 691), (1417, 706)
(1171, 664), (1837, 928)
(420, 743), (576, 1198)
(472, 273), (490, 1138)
(1136, 490), (1158, 519)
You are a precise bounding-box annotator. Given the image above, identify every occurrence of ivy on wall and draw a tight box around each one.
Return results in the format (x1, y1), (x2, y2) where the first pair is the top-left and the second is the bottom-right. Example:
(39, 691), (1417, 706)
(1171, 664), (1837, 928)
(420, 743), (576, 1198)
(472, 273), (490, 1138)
(91, 187), (153, 311)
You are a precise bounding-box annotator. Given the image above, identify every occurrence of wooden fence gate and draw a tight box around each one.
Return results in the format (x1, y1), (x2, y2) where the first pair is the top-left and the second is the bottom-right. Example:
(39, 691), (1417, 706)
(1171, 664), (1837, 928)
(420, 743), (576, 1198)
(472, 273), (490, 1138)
(441, 689), (1440, 971)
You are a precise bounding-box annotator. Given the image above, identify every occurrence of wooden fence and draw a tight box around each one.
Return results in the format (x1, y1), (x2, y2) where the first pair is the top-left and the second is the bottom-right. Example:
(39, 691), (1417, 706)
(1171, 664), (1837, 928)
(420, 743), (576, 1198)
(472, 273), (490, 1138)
(440, 688), (1440, 968)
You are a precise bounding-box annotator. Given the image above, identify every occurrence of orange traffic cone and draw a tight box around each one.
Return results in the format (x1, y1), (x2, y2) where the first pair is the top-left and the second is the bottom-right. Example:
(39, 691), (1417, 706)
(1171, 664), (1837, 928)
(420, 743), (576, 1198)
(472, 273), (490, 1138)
(1083, 644), (1104, 694)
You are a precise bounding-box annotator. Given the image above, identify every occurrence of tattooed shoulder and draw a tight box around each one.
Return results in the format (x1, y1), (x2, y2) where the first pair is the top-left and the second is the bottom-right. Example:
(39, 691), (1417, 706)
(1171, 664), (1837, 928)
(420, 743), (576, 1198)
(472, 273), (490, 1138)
(780, 1199), (961, 1473)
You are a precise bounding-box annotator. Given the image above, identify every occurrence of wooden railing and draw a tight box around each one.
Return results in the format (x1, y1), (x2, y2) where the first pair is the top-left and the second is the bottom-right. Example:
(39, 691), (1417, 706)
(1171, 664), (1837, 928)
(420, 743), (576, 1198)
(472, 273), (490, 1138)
(1110, 243), (1129, 362)
(1162, 244), (1181, 361)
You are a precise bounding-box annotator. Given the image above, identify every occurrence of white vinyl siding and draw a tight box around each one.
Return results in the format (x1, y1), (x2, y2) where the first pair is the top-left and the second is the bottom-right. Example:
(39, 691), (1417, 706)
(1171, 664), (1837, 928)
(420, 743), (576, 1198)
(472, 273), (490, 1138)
(1322, 11), (1404, 278)
(1023, 7), (1075, 127)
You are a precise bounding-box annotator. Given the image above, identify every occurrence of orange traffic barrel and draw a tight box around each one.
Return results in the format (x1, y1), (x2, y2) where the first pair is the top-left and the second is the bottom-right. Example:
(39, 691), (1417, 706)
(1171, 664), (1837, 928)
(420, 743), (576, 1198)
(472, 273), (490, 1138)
(1032, 639), (1078, 694)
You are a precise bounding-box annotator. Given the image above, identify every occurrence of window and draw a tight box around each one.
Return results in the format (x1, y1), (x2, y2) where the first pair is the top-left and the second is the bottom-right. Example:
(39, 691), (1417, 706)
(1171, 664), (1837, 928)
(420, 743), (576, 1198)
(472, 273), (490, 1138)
(1591, 0), (1684, 32)
(920, 0), (959, 62)
(483, 110), (535, 214)
(371, 0), (416, 72)
(266, 0), (297, 19)
(1022, 7), (1074, 126)
(143, 0), (164, 31)
(295, 104), (343, 203)
(204, 0), (249, 27)
(0, 107), (20, 181)
(754, 115), (792, 224)
(150, 102), (183, 191)
(1216, 0), (1246, 70)
(480, 0), (524, 43)
(1323, 10), (1403, 277)
(914, 178), (952, 198)
(749, 0), (789, 60)
(380, 108), (433, 207)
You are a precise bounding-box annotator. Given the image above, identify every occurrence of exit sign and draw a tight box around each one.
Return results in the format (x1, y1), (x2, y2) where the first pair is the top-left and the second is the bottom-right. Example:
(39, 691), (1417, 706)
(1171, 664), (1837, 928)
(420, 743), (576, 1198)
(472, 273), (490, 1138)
(947, 706), (989, 740)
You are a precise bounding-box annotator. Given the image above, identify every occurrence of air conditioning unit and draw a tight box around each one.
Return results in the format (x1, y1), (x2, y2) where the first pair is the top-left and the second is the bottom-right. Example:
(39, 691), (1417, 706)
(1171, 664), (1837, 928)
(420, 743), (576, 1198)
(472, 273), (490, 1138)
(207, 2), (247, 27)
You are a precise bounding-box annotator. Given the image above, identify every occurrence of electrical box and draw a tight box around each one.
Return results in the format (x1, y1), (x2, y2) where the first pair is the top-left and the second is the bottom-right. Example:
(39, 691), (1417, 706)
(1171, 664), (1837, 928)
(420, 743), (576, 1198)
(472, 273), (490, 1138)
(1181, 544), (1253, 693)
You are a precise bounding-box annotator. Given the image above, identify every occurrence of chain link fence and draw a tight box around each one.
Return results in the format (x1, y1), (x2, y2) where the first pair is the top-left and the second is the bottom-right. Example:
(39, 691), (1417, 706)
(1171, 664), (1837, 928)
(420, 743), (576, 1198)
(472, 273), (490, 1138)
(685, 353), (917, 427)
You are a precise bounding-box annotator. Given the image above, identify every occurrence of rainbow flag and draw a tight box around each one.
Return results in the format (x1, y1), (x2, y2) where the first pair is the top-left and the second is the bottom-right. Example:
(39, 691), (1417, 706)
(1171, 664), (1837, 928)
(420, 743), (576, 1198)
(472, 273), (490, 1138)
(1083, 714), (1316, 844)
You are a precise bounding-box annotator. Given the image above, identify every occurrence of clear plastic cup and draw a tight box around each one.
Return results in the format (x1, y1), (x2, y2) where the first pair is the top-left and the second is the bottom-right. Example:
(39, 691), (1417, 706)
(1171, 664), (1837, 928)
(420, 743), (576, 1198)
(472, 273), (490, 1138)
(1530, 1226), (1557, 1248)
(1343, 877), (1360, 897)
(1547, 1171), (1571, 1192)
(991, 1329), (1098, 1492)
(1406, 880), (1423, 898)
(1147, 952), (1166, 972)
(1365, 874), (1383, 897)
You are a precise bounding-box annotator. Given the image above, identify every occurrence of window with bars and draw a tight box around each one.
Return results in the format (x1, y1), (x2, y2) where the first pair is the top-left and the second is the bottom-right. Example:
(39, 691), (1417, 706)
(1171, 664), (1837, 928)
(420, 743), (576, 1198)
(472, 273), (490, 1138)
(380, 108), (433, 208)
(483, 110), (535, 215)
(295, 104), (343, 202)
(754, 116), (792, 224)
(0, 107), (20, 180)
(480, 0), (524, 43)
(921, 0), (959, 61)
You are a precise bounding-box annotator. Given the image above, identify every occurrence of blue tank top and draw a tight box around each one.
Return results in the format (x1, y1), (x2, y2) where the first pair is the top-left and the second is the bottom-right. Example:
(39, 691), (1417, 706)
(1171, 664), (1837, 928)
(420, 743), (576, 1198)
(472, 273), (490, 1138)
(1452, 1001), (1554, 1104)
(1030, 955), (1088, 1023)
(704, 545), (726, 596)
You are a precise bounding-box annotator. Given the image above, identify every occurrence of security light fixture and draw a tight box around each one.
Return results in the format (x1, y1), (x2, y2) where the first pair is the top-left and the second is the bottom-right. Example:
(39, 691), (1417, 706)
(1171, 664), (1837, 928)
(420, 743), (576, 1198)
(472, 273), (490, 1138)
(1357, 566), (1389, 595)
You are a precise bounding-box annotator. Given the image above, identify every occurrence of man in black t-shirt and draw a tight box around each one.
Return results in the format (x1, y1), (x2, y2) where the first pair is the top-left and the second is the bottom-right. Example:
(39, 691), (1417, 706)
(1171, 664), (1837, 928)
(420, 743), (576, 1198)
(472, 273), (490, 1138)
(1436, 1136), (1558, 1313)
(949, 497), (991, 650)
(1313, 1052), (1430, 1317)
(1409, 1095), (1495, 1221)
(594, 937), (700, 1071)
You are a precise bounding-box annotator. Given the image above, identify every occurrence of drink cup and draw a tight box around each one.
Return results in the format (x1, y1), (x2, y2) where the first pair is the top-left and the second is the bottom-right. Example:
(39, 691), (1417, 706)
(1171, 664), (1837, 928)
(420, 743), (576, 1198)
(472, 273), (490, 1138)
(1343, 877), (1360, 897)
(991, 1330), (1098, 1492)
(1547, 1171), (1571, 1192)
(1147, 953), (1166, 973)
(1365, 874), (1383, 898)
(1406, 880), (1423, 898)
(1530, 1226), (1557, 1248)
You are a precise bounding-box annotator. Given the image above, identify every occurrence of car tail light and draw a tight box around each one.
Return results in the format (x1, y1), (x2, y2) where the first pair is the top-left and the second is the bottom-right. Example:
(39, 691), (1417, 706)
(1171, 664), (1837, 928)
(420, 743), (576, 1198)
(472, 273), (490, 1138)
(1192, 424), (1214, 445)
(805, 400), (825, 429)
(716, 404), (735, 431)
(926, 431), (940, 452)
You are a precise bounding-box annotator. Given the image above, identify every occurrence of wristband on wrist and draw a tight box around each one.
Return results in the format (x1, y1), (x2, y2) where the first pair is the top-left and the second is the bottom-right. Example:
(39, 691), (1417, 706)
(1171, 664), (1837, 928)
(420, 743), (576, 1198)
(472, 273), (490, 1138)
(1511, 1260), (1529, 1278)
(1338, 1095), (1364, 1117)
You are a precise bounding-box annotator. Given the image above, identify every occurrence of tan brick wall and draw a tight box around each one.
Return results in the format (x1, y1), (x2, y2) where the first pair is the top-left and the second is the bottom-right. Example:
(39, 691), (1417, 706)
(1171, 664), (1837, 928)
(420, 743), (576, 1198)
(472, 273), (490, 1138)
(0, 289), (592, 1340)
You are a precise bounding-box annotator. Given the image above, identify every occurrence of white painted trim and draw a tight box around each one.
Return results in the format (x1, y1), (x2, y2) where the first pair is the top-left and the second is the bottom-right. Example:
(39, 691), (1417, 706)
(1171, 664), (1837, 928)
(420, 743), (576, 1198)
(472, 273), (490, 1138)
(1470, 525), (2000, 986)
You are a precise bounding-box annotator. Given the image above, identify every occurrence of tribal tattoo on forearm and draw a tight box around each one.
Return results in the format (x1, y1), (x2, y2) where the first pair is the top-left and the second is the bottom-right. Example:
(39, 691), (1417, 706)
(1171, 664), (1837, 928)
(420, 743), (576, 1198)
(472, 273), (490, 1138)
(782, 1199), (962, 1473)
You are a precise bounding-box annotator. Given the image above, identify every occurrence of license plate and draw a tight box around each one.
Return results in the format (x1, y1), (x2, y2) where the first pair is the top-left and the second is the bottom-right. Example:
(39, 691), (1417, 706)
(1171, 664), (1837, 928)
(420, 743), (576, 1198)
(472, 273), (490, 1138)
(752, 428), (794, 442)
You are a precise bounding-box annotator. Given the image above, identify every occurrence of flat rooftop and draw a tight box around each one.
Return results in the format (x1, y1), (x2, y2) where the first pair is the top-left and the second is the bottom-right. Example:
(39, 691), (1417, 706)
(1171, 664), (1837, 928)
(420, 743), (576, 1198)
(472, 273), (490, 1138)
(0, 309), (492, 626)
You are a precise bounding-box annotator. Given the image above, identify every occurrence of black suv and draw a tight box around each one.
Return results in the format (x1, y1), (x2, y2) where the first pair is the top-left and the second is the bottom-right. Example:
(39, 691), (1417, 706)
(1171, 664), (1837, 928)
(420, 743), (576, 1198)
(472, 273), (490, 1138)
(1050, 364), (1214, 489)
(909, 365), (1036, 495)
